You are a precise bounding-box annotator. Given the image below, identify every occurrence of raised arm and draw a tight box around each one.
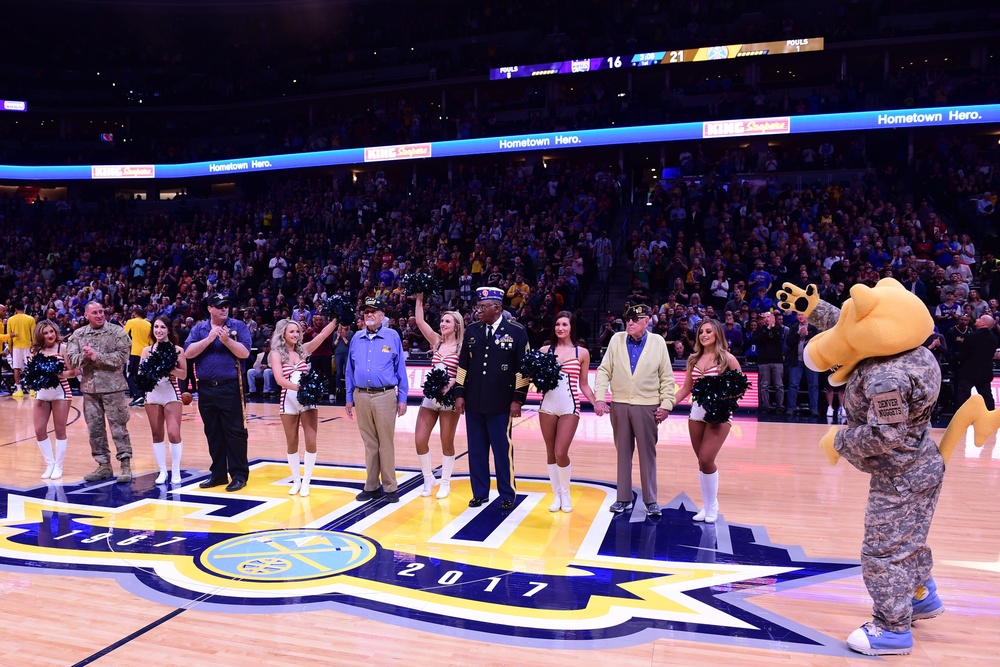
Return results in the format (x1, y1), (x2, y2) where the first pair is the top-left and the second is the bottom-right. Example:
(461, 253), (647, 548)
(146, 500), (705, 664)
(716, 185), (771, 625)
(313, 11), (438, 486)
(414, 293), (441, 346)
(776, 282), (841, 332)
(302, 317), (338, 356)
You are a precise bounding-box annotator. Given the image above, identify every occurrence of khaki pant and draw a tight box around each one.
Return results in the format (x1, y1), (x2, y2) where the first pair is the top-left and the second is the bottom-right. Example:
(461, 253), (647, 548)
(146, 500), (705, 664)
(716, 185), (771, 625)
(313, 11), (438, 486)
(609, 402), (659, 504)
(354, 389), (398, 492)
(84, 391), (133, 464)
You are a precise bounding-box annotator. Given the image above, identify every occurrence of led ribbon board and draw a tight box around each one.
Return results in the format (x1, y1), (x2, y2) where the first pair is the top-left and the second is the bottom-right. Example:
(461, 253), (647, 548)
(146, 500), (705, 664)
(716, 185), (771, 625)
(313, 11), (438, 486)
(1, 103), (997, 181)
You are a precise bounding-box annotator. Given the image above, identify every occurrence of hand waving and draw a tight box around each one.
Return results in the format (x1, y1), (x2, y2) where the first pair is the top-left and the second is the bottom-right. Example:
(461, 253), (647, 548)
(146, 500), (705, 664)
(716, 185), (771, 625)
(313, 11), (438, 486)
(776, 282), (819, 316)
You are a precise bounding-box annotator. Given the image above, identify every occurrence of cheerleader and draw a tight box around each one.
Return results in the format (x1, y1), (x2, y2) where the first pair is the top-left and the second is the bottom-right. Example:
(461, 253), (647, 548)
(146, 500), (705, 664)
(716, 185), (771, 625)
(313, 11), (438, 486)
(270, 316), (338, 497)
(29, 320), (76, 479)
(413, 292), (463, 498)
(672, 319), (742, 523)
(538, 311), (597, 512)
(141, 316), (187, 484)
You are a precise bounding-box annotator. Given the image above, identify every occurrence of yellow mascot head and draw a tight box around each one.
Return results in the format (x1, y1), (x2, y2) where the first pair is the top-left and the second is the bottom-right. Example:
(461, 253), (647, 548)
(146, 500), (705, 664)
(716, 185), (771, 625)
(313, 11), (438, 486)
(804, 278), (933, 386)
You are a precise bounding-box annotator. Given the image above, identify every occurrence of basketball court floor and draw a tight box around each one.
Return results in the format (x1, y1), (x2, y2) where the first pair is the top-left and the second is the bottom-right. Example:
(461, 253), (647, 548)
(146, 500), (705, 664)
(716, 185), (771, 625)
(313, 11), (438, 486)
(0, 395), (997, 666)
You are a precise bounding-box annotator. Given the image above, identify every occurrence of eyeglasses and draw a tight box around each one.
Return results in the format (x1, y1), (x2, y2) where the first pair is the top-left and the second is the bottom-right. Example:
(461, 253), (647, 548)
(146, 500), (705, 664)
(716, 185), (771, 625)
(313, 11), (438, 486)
(625, 315), (649, 323)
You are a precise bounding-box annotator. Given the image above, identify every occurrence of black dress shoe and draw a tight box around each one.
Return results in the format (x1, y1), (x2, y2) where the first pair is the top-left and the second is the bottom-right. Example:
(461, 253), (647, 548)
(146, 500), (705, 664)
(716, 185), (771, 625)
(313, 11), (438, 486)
(468, 496), (489, 508)
(225, 479), (247, 492)
(499, 498), (515, 511)
(384, 491), (399, 503)
(356, 488), (383, 501)
(199, 477), (228, 489)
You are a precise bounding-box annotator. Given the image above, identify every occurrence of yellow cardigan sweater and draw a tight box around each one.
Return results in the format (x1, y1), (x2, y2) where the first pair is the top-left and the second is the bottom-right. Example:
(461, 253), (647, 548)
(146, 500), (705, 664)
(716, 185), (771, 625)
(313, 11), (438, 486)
(594, 331), (677, 410)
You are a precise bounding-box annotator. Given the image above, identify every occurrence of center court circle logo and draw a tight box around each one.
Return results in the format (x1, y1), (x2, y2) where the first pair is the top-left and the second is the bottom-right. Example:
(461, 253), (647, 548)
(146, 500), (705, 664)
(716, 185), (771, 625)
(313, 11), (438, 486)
(199, 529), (375, 582)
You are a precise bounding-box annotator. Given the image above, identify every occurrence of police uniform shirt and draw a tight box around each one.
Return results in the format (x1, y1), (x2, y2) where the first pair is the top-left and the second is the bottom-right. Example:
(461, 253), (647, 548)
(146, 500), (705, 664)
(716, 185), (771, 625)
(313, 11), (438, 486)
(184, 318), (252, 382)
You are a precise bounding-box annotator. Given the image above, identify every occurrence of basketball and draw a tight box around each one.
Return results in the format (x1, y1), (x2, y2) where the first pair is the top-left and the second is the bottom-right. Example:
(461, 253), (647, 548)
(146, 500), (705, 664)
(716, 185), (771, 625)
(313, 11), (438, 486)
(181, 392), (193, 405)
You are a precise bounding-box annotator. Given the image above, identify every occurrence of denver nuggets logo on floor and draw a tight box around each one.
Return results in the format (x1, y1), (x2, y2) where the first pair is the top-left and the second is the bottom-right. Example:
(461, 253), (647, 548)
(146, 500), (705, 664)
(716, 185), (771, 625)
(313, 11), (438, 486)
(202, 529), (375, 582)
(0, 459), (859, 654)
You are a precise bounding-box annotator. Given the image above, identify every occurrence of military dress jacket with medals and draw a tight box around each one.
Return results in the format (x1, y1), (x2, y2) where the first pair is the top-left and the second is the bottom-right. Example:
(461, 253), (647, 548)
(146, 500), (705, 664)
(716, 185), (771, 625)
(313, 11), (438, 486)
(454, 317), (531, 413)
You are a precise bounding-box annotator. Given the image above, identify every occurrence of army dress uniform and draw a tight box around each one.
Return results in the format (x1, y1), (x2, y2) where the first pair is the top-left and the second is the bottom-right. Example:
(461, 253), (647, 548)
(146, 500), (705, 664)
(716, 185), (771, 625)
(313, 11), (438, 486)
(809, 299), (944, 635)
(67, 321), (134, 473)
(454, 291), (530, 508)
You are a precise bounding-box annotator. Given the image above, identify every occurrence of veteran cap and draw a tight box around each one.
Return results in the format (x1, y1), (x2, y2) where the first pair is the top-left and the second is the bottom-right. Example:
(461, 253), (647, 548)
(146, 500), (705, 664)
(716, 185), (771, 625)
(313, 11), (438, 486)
(476, 286), (505, 302)
(362, 297), (386, 312)
(623, 302), (652, 318)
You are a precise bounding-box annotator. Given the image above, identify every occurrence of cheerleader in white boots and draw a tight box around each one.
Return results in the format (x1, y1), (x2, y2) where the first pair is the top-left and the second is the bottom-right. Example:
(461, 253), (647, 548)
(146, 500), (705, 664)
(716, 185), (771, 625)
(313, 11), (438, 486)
(412, 293), (464, 498)
(29, 321), (76, 480)
(141, 317), (187, 484)
(673, 319), (741, 524)
(270, 317), (338, 497)
(538, 312), (597, 513)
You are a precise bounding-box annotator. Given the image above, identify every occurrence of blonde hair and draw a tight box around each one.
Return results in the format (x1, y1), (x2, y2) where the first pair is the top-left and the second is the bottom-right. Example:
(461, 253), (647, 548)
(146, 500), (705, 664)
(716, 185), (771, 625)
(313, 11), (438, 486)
(30, 320), (62, 354)
(442, 310), (464, 355)
(685, 318), (730, 373)
(270, 318), (305, 364)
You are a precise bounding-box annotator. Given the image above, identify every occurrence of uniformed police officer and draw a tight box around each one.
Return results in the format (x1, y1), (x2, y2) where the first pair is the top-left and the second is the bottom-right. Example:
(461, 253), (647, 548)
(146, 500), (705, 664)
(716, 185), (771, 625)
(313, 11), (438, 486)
(454, 286), (530, 510)
(67, 301), (135, 483)
(184, 294), (252, 492)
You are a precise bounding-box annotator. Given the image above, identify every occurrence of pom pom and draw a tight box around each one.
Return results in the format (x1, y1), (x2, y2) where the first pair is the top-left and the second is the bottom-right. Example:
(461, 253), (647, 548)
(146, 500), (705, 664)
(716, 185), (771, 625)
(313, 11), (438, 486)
(422, 366), (456, 407)
(135, 342), (179, 394)
(321, 295), (354, 324)
(295, 369), (326, 407)
(520, 350), (563, 393)
(690, 368), (751, 423)
(400, 272), (441, 297)
(22, 355), (66, 391)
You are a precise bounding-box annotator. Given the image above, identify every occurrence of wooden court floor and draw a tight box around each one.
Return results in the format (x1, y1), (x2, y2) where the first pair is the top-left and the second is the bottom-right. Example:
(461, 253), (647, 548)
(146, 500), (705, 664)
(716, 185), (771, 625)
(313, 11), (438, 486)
(1, 395), (998, 667)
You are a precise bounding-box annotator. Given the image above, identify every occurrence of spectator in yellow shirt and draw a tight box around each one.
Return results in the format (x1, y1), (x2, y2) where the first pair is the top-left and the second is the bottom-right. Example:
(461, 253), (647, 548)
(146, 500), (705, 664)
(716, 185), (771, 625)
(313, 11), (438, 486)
(0, 304), (8, 346)
(506, 274), (531, 313)
(124, 308), (152, 406)
(7, 303), (36, 397)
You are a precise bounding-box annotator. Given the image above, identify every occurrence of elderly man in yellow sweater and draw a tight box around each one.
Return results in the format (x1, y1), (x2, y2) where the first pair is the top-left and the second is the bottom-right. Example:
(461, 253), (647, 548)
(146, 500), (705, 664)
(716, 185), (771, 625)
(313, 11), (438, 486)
(594, 302), (677, 516)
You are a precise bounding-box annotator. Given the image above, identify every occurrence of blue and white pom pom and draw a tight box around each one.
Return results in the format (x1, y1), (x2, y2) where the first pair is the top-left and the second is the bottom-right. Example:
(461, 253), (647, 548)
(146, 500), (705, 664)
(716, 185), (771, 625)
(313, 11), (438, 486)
(22, 355), (65, 391)
(520, 350), (563, 393)
(422, 366), (456, 407)
(135, 342), (178, 394)
(321, 295), (354, 324)
(691, 368), (751, 423)
(295, 369), (326, 407)
(401, 272), (441, 297)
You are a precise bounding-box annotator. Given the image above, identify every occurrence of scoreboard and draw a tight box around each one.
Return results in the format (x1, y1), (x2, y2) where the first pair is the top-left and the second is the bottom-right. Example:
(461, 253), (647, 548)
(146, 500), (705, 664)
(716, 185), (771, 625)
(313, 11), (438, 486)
(490, 38), (823, 80)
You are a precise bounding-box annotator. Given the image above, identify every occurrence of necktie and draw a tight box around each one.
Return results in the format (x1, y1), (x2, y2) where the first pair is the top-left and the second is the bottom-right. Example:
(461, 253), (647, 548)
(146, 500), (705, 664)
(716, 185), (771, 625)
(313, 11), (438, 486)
(487, 324), (494, 338)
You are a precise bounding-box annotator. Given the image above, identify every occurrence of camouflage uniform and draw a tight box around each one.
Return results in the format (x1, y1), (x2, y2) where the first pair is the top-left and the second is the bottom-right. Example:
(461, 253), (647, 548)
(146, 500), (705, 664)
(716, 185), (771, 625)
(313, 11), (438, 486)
(67, 322), (134, 464)
(810, 300), (943, 633)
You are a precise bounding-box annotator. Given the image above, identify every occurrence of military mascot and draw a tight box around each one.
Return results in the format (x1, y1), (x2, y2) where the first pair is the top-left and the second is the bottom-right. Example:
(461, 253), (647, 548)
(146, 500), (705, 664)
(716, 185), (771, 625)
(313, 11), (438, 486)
(777, 277), (1000, 656)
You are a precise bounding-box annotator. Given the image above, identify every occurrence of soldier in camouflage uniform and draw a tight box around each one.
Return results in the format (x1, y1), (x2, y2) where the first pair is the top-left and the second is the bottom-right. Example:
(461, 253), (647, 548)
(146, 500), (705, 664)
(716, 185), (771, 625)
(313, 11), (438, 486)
(778, 280), (945, 656)
(67, 302), (135, 483)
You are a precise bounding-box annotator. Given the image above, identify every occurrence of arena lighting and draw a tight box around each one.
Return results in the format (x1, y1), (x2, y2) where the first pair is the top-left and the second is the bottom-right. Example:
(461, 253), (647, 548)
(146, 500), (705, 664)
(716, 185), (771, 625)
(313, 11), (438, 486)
(1, 103), (999, 181)
(490, 38), (824, 80)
